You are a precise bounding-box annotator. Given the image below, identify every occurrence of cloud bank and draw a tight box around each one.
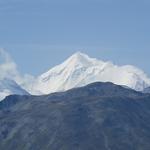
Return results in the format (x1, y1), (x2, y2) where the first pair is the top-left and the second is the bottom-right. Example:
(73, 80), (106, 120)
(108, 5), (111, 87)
(0, 48), (35, 93)
(0, 48), (19, 80)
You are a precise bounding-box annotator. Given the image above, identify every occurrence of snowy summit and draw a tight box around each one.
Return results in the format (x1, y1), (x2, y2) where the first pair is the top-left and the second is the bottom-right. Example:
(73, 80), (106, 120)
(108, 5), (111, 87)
(32, 52), (150, 94)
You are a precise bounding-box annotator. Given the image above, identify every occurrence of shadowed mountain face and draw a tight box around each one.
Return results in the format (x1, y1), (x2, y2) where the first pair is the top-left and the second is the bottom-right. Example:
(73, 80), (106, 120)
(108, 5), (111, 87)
(143, 87), (150, 94)
(0, 82), (150, 150)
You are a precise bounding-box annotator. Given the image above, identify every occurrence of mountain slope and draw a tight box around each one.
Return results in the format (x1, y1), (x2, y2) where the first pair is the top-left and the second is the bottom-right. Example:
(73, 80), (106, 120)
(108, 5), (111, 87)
(32, 52), (150, 94)
(0, 78), (29, 101)
(0, 82), (150, 150)
(143, 87), (150, 93)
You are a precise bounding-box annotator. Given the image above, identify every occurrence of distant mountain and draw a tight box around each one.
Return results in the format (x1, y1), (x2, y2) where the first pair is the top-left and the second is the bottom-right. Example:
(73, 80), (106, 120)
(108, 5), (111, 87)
(32, 52), (150, 94)
(0, 82), (150, 150)
(0, 78), (29, 101)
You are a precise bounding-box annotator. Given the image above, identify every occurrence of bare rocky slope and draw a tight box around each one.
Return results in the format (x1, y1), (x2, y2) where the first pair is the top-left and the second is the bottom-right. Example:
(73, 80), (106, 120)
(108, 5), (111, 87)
(0, 82), (150, 150)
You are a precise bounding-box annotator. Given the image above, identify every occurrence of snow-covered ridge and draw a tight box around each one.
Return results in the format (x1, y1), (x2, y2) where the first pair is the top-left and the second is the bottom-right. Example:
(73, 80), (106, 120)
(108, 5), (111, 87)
(32, 52), (150, 94)
(0, 78), (29, 101)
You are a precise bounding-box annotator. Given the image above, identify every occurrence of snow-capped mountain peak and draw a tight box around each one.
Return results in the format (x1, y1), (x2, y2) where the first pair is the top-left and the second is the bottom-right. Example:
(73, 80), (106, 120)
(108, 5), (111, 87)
(64, 51), (94, 65)
(32, 52), (150, 95)
(63, 51), (108, 67)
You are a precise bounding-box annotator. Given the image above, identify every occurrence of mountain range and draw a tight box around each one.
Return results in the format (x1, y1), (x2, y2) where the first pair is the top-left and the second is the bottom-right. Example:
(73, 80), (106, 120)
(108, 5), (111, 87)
(1, 52), (150, 149)
(0, 82), (150, 150)
(1, 52), (150, 100)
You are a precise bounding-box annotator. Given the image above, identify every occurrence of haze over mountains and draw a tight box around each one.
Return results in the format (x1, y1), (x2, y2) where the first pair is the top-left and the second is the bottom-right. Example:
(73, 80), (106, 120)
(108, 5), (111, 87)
(1, 51), (150, 100)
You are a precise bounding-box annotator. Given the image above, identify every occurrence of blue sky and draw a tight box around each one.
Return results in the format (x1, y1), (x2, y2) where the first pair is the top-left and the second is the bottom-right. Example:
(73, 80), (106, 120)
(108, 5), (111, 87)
(0, 0), (150, 76)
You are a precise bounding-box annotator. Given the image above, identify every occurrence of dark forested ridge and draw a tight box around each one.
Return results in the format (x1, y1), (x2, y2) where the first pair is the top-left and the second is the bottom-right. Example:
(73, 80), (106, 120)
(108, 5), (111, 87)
(0, 82), (150, 150)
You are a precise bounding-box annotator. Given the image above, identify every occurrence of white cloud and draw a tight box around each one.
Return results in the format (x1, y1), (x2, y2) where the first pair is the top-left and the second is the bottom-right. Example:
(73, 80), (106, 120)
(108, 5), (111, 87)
(0, 48), (35, 93)
(0, 48), (19, 80)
